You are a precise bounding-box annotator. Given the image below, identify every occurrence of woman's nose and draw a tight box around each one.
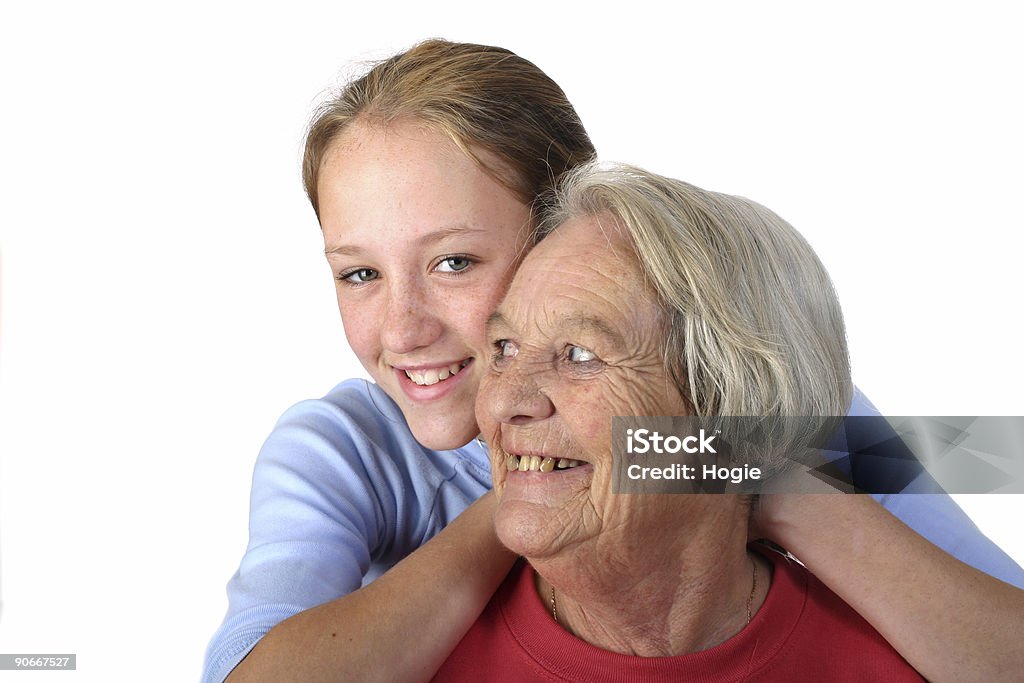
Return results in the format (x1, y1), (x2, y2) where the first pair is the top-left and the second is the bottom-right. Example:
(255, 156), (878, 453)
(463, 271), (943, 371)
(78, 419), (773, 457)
(379, 280), (443, 354)
(484, 359), (555, 426)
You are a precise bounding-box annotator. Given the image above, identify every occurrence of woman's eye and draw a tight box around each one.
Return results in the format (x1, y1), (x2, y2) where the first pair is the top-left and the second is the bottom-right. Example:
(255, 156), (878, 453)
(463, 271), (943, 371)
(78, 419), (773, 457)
(338, 268), (379, 284)
(495, 339), (516, 358)
(494, 340), (518, 360)
(567, 345), (597, 363)
(435, 256), (473, 273)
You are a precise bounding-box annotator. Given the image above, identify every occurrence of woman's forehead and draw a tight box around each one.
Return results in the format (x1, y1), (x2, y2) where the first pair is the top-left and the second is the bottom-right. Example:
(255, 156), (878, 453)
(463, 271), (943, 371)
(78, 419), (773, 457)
(520, 215), (638, 285)
(500, 215), (658, 335)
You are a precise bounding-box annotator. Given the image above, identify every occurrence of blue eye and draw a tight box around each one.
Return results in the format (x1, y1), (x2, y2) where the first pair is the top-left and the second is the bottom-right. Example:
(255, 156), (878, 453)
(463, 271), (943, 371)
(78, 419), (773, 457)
(567, 345), (597, 363)
(338, 268), (379, 284)
(435, 255), (474, 273)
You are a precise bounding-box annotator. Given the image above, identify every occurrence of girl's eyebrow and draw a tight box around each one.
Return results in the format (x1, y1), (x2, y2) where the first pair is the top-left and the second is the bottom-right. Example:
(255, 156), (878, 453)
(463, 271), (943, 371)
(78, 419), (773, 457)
(325, 225), (489, 257)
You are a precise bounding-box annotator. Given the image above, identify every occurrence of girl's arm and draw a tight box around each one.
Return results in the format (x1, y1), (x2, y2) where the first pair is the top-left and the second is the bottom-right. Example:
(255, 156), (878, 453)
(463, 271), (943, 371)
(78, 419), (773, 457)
(227, 490), (516, 682)
(202, 381), (513, 683)
(756, 493), (1024, 683)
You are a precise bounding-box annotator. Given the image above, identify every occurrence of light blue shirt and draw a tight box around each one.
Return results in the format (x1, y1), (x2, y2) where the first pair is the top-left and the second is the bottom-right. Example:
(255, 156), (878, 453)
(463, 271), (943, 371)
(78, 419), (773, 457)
(203, 380), (1024, 682)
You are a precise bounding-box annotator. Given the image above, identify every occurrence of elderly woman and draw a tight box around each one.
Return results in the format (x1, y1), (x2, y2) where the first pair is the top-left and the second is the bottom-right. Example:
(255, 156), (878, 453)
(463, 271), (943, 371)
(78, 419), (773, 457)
(435, 163), (923, 680)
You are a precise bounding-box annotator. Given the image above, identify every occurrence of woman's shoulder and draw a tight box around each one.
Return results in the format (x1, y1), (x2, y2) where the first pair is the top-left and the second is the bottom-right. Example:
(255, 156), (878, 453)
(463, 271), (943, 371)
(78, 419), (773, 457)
(750, 545), (925, 681)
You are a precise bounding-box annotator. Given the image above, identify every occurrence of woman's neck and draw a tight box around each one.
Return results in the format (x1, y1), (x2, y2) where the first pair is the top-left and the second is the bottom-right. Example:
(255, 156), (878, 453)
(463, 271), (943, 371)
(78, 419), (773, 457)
(530, 516), (770, 657)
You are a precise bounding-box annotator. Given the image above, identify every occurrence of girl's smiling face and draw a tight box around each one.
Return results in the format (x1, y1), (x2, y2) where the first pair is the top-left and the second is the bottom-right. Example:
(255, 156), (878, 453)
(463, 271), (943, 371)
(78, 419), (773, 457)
(318, 120), (533, 450)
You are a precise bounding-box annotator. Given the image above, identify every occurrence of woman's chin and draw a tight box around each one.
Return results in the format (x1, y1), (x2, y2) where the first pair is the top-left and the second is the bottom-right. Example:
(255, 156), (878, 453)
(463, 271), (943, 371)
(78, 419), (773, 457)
(494, 500), (574, 559)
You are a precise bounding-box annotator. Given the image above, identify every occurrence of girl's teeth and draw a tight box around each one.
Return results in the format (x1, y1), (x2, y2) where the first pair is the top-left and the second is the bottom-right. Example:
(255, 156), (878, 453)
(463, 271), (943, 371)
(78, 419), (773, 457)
(405, 361), (468, 386)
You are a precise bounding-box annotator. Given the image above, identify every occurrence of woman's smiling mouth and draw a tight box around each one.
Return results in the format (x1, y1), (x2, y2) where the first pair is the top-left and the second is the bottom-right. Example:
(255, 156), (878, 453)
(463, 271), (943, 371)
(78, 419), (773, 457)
(505, 454), (587, 473)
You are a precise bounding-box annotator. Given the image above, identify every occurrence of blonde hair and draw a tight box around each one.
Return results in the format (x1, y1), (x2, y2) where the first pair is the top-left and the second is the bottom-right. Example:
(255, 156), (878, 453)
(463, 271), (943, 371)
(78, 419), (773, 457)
(539, 163), (852, 420)
(302, 39), (596, 219)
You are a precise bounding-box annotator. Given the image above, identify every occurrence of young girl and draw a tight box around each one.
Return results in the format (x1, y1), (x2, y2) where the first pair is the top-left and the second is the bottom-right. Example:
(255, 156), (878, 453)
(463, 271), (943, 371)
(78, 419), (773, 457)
(204, 39), (1024, 683)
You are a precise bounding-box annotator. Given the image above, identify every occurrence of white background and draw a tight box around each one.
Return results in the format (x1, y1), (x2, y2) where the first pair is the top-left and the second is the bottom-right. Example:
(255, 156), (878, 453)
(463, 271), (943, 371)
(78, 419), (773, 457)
(1, 1), (1021, 680)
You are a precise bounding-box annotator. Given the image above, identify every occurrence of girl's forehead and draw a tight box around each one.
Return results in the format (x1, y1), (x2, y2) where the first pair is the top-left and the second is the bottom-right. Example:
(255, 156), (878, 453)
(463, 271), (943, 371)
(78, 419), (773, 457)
(318, 122), (531, 247)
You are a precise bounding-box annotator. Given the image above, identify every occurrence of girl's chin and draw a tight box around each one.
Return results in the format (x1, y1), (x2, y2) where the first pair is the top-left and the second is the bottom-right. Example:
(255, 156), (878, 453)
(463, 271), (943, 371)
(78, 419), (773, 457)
(407, 414), (481, 451)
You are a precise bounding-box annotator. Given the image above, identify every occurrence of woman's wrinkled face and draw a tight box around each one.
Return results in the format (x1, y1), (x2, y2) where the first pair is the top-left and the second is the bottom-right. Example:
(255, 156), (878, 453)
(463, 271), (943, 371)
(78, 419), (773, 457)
(478, 213), (691, 560)
(318, 120), (533, 450)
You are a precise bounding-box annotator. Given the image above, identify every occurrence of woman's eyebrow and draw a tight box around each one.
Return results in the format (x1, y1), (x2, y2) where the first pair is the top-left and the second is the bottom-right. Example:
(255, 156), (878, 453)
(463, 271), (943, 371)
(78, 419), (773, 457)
(556, 312), (625, 349)
(486, 311), (511, 336)
(325, 225), (489, 256)
(487, 309), (625, 350)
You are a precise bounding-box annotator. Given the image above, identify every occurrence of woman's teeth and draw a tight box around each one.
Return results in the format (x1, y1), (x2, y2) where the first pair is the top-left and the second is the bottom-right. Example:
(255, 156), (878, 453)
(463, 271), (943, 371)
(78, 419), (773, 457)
(404, 361), (467, 386)
(505, 454), (585, 473)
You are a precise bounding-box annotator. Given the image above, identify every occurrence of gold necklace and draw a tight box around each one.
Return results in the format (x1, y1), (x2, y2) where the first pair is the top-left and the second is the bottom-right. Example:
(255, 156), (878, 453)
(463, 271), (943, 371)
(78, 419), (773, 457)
(745, 556), (758, 624)
(550, 557), (758, 626)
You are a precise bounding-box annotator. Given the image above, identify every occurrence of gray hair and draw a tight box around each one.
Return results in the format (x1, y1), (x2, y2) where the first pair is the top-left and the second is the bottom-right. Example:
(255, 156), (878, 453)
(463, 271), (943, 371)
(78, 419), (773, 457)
(537, 162), (852, 420)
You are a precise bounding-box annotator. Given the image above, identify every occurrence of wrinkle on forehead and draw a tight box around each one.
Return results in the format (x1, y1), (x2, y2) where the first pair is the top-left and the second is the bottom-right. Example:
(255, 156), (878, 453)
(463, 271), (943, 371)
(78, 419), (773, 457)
(534, 211), (635, 265)
(492, 215), (669, 374)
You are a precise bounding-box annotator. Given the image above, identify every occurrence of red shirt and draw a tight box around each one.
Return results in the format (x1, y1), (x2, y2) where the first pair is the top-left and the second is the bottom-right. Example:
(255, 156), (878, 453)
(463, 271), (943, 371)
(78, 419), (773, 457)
(435, 546), (922, 682)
